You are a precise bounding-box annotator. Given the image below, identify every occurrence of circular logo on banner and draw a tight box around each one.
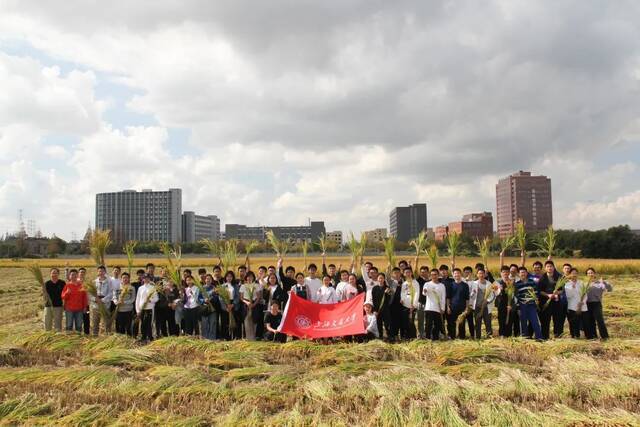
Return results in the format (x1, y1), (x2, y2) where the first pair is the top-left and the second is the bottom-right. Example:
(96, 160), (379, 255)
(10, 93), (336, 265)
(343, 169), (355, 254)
(295, 315), (312, 329)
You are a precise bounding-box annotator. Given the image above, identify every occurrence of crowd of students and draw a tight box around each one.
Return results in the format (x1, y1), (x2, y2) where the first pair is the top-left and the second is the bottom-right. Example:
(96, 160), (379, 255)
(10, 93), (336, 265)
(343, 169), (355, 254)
(42, 254), (613, 343)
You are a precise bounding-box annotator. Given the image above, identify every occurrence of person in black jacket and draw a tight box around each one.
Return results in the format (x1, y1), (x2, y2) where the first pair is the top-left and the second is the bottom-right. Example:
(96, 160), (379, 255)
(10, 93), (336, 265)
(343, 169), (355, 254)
(537, 260), (566, 339)
(371, 273), (393, 340)
(276, 257), (296, 293)
(44, 267), (65, 332)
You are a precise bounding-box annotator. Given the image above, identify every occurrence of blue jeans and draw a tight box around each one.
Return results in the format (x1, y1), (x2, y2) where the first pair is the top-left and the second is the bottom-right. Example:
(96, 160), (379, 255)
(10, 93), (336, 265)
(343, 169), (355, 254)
(201, 313), (217, 340)
(65, 310), (83, 332)
(519, 304), (542, 340)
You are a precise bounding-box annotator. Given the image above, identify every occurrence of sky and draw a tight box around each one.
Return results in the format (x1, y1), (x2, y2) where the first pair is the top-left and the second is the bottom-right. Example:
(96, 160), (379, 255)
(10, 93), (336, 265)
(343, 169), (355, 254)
(0, 0), (639, 241)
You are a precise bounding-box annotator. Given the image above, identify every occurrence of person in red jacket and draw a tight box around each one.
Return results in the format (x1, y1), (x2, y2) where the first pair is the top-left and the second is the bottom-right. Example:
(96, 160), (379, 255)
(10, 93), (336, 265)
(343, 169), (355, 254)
(61, 269), (88, 333)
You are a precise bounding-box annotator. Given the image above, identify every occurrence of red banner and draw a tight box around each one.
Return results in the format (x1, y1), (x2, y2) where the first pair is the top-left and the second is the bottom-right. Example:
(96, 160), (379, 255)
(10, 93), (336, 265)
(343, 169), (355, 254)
(279, 292), (366, 339)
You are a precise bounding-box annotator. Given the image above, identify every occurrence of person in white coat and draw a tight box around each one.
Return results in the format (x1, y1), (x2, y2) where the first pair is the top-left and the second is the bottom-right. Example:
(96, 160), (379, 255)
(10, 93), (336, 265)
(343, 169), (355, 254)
(468, 268), (500, 339)
(135, 274), (159, 342)
(565, 267), (588, 338)
(400, 267), (420, 339)
(422, 269), (447, 340)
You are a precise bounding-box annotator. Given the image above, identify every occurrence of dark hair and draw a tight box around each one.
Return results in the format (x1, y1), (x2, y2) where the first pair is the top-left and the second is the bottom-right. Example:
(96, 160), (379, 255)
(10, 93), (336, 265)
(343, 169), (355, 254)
(271, 301), (280, 307)
(308, 263), (318, 270)
(398, 260), (408, 267)
(430, 268), (439, 274)
(268, 265), (276, 271)
(97, 265), (106, 271)
(225, 271), (236, 282)
(419, 265), (429, 272)
(121, 272), (130, 278)
(403, 267), (413, 273)
(295, 272), (305, 279)
(364, 261), (373, 267)
(259, 266), (267, 272)
(285, 266), (295, 273)
(322, 275), (332, 281)
(213, 265), (221, 272)
(245, 271), (256, 281)
(198, 268), (207, 275)
(184, 269), (192, 275)
(439, 264), (449, 271)
(146, 263), (155, 268)
(476, 268), (486, 274)
(500, 265), (510, 272)
(113, 266), (121, 270)
(563, 263), (572, 269)
(586, 267), (596, 274)
(238, 265), (247, 271)
(475, 263), (485, 270)
(328, 263), (336, 269)
(452, 268), (462, 273)
(570, 267), (578, 274)
(378, 272), (386, 279)
(463, 266), (473, 272)
(136, 269), (145, 275)
(518, 266), (528, 272)
(268, 273), (278, 284)
(69, 268), (78, 274)
(348, 273), (358, 280)
(392, 267), (401, 272)
(369, 266), (378, 273)
(532, 261), (543, 268)
(78, 267), (86, 272)
(185, 275), (194, 281)
(205, 273), (214, 281)
(50, 267), (60, 273)
(509, 264), (519, 270)
(544, 260), (555, 267)
(340, 269), (349, 276)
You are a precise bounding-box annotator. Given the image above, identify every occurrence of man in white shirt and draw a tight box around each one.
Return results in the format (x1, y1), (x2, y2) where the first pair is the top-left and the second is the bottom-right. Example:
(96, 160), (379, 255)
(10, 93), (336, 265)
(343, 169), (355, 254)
(422, 269), (446, 340)
(91, 265), (114, 336)
(335, 270), (351, 302)
(305, 263), (323, 302)
(565, 267), (588, 338)
(135, 274), (159, 341)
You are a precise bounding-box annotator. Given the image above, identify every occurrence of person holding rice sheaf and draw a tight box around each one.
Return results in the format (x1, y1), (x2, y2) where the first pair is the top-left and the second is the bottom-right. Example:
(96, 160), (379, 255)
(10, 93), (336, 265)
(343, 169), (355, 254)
(113, 272), (136, 335)
(423, 269), (446, 341)
(585, 267), (612, 340)
(135, 274), (159, 342)
(564, 268), (590, 339)
(90, 265), (114, 336)
(515, 266), (542, 340)
(44, 267), (66, 332)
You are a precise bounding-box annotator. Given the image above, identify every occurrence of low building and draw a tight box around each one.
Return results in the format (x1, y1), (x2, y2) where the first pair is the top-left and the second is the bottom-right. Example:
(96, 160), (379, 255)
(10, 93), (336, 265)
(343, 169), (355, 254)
(364, 228), (387, 242)
(326, 231), (343, 246)
(182, 212), (220, 243)
(434, 225), (449, 241)
(225, 221), (326, 242)
(448, 212), (493, 240)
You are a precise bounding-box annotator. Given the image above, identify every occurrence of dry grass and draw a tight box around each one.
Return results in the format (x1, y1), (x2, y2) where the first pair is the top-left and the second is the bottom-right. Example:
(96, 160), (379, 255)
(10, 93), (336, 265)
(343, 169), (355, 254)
(0, 266), (638, 425)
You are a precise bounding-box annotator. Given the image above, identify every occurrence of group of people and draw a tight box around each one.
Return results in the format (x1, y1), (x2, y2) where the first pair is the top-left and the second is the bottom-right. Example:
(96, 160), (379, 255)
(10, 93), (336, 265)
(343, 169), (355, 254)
(42, 254), (613, 343)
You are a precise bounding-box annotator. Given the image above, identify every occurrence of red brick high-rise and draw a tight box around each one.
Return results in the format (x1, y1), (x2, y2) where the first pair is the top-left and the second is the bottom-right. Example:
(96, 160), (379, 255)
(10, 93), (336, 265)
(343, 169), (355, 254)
(496, 171), (552, 237)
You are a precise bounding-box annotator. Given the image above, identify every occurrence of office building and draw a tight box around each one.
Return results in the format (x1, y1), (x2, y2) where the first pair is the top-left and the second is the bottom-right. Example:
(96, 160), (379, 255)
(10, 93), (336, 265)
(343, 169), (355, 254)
(225, 221), (326, 242)
(95, 189), (182, 243)
(182, 212), (220, 243)
(389, 203), (427, 242)
(496, 171), (552, 237)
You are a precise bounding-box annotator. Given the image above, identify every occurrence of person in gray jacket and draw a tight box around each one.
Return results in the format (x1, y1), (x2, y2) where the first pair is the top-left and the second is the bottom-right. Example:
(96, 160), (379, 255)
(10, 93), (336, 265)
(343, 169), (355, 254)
(113, 272), (136, 335)
(585, 267), (613, 339)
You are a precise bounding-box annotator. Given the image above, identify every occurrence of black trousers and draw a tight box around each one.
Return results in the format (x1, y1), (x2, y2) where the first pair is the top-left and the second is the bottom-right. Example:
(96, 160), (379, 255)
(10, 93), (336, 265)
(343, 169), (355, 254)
(389, 306), (402, 341)
(254, 304), (266, 339)
(219, 311), (230, 340)
(232, 310), (244, 339)
(424, 311), (443, 341)
(404, 307), (416, 339)
(377, 309), (392, 340)
(155, 306), (178, 337)
(183, 307), (200, 336)
(140, 309), (154, 341)
(447, 308), (466, 339)
(83, 310), (90, 335)
(115, 311), (133, 335)
(586, 301), (609, 339)
(264, 331), (287, 343)
(567, 310), (583, 338)
(498, 305), (520, 337)
(540, 301), (567, 339)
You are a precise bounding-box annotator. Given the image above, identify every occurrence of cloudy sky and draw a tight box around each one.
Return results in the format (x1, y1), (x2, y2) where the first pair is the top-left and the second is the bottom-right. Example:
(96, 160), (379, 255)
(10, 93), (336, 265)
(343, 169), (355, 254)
(1, 1), (639, 240)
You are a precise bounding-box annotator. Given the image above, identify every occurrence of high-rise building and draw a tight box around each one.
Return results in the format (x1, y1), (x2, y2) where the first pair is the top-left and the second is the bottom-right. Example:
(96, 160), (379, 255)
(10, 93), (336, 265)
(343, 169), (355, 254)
(448, 212), (494, 240)
(496, 171), (552, 237)
(182, 212), (220, 243)
(95, 189), (182, 243)
(364, 228), (388, 242)
(225, 221), (326, 242)
(389, 203), (427, 242)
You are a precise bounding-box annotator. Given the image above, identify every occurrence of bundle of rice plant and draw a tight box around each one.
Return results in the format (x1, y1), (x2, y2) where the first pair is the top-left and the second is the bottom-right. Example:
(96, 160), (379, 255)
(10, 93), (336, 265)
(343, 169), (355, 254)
(474, 237), (491, 270)
(301, 240), (309, 271)
(500, 235), (516, 255)
(534, 225), (557, 258)
(266, 231), (289, 257)
(383, 236), (396, 269)
(456, 307), (472, 327)
(578, 278), (592, 312)
(425, 243), (439, 270)
(222, 240), (239, 274)
(446, 231), (461, 266)
(200, 238), (223, 265)
(358, 232), (368, 259)
(123, 240), (137, 276)
(216, 285), (236, 331)
(83, 278), (110, 320)
(244, 240), (259, 258)
(318, 234), (328, 255)
(89, 229), (112, 267)
(160, 242), (182, 287)
(409, 230), (428, 268)
(541, 276), (568, 311)
(347, 232), (360, 264)
(26, 264), (51, 306)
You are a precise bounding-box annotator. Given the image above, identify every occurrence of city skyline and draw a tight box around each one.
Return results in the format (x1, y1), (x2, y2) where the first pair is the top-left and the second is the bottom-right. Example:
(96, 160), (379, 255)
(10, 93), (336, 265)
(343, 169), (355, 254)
(1, 2), (640, 241)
